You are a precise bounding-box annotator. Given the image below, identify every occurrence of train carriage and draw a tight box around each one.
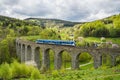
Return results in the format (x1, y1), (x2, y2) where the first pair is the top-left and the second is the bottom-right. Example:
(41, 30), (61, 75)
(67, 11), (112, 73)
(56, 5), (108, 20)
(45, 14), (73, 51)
(36, 39), (75, 46)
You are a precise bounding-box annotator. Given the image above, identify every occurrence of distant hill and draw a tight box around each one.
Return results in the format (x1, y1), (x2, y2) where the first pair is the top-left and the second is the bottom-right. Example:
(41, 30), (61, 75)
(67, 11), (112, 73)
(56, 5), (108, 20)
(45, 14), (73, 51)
(25, 18), (84, 28)
(0, 15), (39, 28)
(0, 15), (84, 29)
(74, 13), (120, 37)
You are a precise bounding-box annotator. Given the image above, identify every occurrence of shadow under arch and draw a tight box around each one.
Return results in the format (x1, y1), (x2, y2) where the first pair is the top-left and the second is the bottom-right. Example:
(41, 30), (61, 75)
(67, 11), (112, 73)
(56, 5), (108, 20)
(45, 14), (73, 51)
(17, 43), (21, 60)
(21, 44), (25, 62)
(76, 52), (94, 70)
(34, 47), (41, 69)
(58, 50), (72, 69)
(26, 45), (32, 61)
(44, 48), (55, 70)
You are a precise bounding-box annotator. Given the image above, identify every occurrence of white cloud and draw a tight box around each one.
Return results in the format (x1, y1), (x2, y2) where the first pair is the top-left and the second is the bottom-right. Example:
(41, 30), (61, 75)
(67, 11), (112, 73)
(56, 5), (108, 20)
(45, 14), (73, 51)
(80, 10), (112, 22)
(0, 0), (120, 21)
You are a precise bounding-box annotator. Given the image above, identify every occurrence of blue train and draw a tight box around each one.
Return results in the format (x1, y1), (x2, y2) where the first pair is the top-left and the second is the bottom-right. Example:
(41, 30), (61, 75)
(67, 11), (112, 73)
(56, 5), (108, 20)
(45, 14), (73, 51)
(36, 39), (75, 46)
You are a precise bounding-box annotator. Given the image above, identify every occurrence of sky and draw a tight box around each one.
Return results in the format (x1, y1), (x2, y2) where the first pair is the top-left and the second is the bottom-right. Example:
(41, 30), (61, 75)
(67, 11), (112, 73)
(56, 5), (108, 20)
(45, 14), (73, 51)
(0, 0), (120, 22)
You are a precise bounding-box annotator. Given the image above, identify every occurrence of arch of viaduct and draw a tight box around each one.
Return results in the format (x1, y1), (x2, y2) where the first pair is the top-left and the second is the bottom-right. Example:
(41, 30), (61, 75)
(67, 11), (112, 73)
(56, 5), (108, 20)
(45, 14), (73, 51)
(16, 39), (120, 70)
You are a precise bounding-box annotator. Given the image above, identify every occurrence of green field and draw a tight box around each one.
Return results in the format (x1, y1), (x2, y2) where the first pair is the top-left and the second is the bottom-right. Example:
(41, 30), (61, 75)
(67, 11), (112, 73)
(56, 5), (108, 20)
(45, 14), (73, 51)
(85, 37), (120, 45)
(41, 64), (120, 80)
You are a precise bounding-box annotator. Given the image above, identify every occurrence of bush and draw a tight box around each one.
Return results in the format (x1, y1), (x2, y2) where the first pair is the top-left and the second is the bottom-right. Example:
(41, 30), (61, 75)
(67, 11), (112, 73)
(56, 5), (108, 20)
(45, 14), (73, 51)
(103, 76), (113, 80)
(0, 63), (12, 80)
(11, 60), (32, 78)
(93, 26), (109, 37)
(76, 41), (87, 47)
(79, 52), (92, 62)
(52, 70), (59, 77)
(30, 68), (41, 79)
(0, 60), (41, 79)
(101, 37), (106, 42)
(116, 56), (120, 65)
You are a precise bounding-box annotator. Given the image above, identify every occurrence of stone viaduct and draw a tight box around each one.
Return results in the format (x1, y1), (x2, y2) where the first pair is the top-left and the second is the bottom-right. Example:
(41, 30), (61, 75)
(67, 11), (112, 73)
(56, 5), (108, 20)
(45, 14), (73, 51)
(16, 38), (120, 70)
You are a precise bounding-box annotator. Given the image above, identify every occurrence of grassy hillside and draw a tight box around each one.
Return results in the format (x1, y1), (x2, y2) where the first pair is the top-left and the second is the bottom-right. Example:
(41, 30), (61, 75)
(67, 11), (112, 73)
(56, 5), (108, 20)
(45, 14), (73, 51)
(74, 14), (120, 38)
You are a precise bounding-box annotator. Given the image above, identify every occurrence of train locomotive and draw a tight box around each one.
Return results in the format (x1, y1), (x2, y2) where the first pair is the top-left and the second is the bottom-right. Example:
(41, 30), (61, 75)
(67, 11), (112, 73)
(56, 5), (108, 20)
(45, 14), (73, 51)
(36, 39), (75, 46)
